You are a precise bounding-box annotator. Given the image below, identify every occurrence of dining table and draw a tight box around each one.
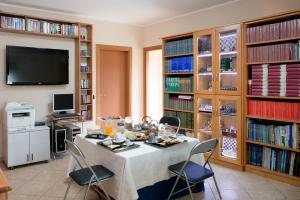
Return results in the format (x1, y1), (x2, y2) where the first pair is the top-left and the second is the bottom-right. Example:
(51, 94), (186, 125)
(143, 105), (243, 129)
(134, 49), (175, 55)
(67, 134), (204, 200)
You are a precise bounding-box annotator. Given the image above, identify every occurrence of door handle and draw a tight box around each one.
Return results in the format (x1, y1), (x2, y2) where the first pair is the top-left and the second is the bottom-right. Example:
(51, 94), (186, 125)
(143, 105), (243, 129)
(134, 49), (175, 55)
(27, 154), (29, 161)
(31, 153), (33, 161)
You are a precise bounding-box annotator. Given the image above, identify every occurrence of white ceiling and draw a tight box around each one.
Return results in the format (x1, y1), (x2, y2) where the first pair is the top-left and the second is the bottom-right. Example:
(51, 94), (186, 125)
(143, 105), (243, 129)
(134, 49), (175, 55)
(0, 0), (236, 26)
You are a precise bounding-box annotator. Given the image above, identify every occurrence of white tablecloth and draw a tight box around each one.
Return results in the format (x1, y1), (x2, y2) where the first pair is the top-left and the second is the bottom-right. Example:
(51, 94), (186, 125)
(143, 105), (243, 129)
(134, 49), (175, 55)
(68, 135), (203, 200)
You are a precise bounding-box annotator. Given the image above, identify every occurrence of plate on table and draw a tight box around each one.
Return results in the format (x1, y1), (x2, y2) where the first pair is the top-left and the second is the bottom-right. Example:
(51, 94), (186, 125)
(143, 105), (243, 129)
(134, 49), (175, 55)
(112, 139), (126, 144)
(85, 133), (108, 140)
(97, 141), (140, 153)
(145, 137), (186, 148)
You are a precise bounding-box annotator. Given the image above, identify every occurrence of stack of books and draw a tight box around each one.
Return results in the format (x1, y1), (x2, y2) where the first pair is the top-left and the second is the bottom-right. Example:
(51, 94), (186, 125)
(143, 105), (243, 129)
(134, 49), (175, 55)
(164, 110), (194, 129)
(246, 18), (300, 43)
(164, 95), (193, 111)
(165, 77), (193, 92)
(164, 38), (193, 56)
(251, 64), (268, 96)
(248, 144), (300, 177)
(81, 110), (91, 120)
(80, 79), (90, 89)
(0, 15), (25, 30)
(165, 56), (193, 73)
(247, 119), (299, 148)
(247, 41), (300, 62)
(81, 94), (91, 104)
(249, 64), (300, 97)
(247, 100), (300, 121)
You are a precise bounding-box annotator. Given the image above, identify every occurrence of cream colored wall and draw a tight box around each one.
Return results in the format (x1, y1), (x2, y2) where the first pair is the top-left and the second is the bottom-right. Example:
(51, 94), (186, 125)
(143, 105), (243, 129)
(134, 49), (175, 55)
(0, 5), (144, 158)
(143, 0), (300, 46)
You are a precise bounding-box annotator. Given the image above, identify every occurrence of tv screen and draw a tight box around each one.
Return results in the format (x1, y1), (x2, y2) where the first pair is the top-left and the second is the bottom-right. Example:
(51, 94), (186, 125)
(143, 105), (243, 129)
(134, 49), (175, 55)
(6, 45), (69, 85)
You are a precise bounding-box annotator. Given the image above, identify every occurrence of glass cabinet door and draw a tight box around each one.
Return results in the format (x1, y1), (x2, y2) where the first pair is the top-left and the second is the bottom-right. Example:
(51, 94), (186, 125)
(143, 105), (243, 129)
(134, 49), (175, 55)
(196, 95), (216, 142)
(195, 29), (216, 94)
(216, 25), (241, 95)
(216, 96), (241, 165)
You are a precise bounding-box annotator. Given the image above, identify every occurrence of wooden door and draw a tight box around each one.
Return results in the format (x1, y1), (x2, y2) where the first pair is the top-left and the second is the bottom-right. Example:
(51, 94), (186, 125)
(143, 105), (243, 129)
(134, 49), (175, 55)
(215, 24), (242, 95)
(96, 49), (129, 121)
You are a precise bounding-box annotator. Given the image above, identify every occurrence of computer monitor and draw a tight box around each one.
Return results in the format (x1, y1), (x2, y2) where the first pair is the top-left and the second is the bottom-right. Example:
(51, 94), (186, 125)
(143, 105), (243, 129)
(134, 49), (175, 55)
(53, 93), (74, 113)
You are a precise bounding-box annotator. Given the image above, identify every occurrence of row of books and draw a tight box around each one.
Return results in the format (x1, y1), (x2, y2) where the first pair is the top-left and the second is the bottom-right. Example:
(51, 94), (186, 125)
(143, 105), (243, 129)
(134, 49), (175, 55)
(165, 56), (193, 73)
(81, 94), (92, 104)
(247, 18), (300, 43)
(247, 119), (299, 148)
(248, 144), (300, 177)
(165, 77), (193, 92)
(247, 100), (300, 121)
(26, 19), (78, 36)
(247, 41), (300, 62)
(164, 38), (193, 56)
(164, 95), (193, 111)
(249, 64), (300, 97)
(0, 16), (25, 30)
(81, 110), (91, 121)
(164, 110), (194, 129)
(80, 79), (90, 89)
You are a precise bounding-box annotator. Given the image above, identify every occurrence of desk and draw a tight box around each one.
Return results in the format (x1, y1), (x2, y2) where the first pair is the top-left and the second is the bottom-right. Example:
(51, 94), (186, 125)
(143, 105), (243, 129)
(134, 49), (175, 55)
(68, 135), (203, 200)
(0, 169), (11, 200)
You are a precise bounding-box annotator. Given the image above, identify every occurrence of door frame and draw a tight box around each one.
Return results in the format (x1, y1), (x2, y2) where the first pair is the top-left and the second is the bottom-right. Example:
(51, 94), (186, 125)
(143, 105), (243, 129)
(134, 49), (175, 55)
(96, 44), (132, 119)
(143, 45), (162, 116)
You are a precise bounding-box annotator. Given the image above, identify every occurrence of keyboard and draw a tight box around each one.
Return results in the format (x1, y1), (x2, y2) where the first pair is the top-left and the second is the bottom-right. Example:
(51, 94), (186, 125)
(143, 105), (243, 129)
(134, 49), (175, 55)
(53, 113), (79, 118)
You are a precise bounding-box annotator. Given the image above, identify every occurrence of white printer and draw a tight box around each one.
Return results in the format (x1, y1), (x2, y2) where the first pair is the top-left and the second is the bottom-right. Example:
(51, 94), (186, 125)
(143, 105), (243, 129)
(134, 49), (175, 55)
(3, 102), (50, 168)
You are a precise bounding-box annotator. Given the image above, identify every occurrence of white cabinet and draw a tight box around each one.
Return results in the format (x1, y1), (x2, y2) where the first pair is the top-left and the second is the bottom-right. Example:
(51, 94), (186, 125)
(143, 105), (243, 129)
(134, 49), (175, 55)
(7, 131), (30, 167)
(4, 126), (50, 168)
(29, 128), (50, 163)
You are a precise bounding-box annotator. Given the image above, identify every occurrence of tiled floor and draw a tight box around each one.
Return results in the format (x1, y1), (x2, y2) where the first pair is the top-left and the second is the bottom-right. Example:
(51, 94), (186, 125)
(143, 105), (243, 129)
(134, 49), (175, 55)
(1, 155), (299, 200)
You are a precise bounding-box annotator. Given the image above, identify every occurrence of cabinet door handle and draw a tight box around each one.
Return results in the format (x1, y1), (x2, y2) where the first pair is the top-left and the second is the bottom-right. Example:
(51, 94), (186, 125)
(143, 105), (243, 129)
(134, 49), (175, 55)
(31, 154), (33, 161)
(27, 154), (29, 161)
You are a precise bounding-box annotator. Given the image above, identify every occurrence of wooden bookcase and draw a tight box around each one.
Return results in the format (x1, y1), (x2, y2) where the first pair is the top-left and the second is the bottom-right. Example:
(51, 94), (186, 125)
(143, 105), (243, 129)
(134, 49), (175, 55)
(162, 33), (195, 132)
(76, 24), (93, 121)
(0, 11), (94, 121)
(194, 24), (243, 169)
(242, 10), (300, 186)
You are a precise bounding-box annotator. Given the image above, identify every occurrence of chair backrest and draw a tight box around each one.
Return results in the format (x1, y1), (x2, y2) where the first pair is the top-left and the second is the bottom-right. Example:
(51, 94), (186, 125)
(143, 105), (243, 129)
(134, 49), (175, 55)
(65, 139), (100, 181)
(189, 138), (218, 168)
(159, 116), (181, 133)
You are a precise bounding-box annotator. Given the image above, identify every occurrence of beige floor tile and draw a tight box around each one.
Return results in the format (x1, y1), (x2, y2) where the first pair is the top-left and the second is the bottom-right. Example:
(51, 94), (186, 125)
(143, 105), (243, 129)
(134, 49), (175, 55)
(270, 179), (300, 192)
(214, 189), (251, 200)
(238, 178), (277, 190)
(33, 169), (68, 183)
(13, 180), (54, 196)
(3, 167), (39, 181)
(280, 190), (300, 200)
(247, 189), (286, 200)
(8, 194), (41, 200)
(44, 181), (82, 198)
(179, 191), (216, 200)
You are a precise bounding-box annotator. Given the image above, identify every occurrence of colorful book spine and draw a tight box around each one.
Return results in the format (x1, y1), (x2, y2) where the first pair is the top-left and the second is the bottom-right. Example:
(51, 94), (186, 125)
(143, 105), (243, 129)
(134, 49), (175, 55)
(248, 144), (300, 177)
(0, 15), (25, 30)
(247, 18), (300, 43)
(165, 77), (193, 92)
(164, 110), (194, 129)
(165, 56), (194, 73)
(164, 38), (193, 56)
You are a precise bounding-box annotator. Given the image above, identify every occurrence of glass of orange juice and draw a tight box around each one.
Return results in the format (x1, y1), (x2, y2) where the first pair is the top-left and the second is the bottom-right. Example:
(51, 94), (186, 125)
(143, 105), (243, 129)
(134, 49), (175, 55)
(104, 118), (113, 135)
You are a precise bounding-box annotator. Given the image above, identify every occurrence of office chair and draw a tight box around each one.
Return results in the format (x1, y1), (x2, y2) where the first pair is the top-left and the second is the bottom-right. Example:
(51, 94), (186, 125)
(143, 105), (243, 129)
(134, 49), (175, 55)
(159, 116), (181, 134)
(64, 139), (114, 200)
(167, 138), (222, 200)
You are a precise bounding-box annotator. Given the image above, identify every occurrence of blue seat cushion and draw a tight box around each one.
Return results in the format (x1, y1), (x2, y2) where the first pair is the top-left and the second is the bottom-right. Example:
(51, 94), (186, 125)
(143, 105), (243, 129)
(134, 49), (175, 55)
(168, 161), (214, 183)
(69, 165), (114, 186)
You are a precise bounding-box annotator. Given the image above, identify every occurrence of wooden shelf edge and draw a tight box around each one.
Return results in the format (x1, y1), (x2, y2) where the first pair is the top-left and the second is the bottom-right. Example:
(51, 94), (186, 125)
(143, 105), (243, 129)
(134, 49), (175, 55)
(164, 91), (194, 95)
(163, 108), (194, 113)
(164, 72), (194, 75)
(246, 60), (300, 65)
(246, 95), (300, 100)
(246, 140), (300, 153)
(245, 164), (300, 187)
(246, 115), (300, 124)
(164, 53), (193, 58)
(246, 36), (300, 46)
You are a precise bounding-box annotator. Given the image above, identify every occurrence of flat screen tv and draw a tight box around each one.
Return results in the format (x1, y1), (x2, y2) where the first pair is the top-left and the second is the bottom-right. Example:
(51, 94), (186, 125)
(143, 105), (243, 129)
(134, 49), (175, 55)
(6, 45), (69, 85)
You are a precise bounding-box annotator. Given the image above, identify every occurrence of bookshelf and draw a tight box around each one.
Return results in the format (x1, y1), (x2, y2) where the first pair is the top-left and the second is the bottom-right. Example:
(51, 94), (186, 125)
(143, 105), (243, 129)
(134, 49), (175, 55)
(194, 25), (243, 169)
(0, 11), (94, 122)
(77, 24), (93, 121)
(162, 33), (195, 132)
(243, 10), (300, 186)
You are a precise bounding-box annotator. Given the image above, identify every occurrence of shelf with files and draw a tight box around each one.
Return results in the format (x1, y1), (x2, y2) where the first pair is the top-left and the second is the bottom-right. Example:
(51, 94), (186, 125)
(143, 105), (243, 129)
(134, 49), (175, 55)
(243, 9), (300, 186)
